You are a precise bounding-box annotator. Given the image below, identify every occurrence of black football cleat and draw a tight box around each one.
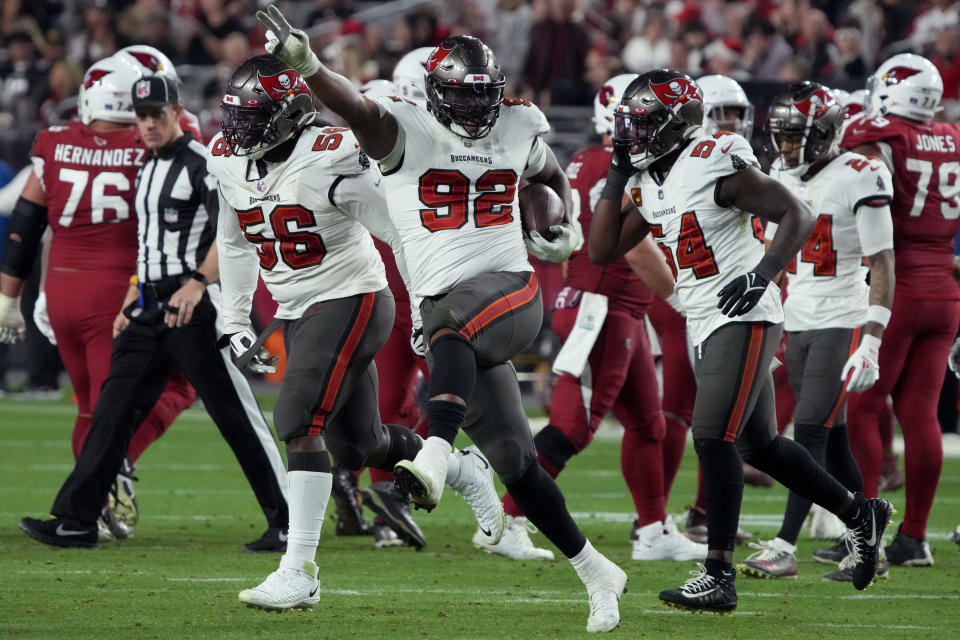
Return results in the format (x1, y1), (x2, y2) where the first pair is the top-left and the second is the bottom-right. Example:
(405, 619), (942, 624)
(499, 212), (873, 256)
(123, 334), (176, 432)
(243, 527), (288, 553)
(659, 563), (737, 614)
(331, 466), (372, 536)
(20, 516), (97, 549)
(885, 524), (933, 566)
(813, 535), (849, 565)
(361, 481), (426, 549)
(845, 496), (894, 589)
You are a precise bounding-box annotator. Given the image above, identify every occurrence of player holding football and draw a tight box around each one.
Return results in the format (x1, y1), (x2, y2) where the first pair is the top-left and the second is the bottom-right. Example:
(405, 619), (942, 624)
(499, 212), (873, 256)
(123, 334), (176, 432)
(475, 73), (705, 563)
(738, 83), (895, 581)
(209, 54), (503, 610)
(256, 5), (626, 631)
(590, 69), (894, 612)
(841, 53), (960, 566)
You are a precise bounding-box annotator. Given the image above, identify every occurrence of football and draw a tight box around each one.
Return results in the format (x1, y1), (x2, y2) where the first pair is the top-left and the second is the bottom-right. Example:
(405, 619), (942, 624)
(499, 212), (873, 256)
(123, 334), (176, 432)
(519, 183), (564, 241)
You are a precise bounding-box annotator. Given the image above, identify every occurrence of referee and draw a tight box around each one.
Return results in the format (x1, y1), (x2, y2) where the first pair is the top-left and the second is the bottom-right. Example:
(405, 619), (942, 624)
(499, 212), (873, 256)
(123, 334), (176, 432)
(19, 75), (289, 552)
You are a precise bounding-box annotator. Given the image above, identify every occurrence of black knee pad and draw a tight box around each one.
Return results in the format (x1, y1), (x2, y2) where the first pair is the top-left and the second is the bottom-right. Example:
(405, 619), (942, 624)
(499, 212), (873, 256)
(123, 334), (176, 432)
(533, 424), (577, 470)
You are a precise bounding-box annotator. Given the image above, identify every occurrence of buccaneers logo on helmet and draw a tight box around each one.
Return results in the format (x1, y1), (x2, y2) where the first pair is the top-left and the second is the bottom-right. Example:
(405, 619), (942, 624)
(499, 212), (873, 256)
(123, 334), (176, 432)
(425, 42), (455, 72)
(794, 89), (836, 119)
(650, 78), (702, 109)
(881, 66), (921, 86)
(257, 71), (310, 101)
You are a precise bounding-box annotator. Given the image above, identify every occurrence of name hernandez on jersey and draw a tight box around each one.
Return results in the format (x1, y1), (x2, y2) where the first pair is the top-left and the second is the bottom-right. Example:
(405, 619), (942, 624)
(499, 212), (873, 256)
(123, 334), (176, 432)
(31, 121), (145, 272)
(627, 131), (782, 346)
(842, 113), (960, 300)
(565, 144), (653, 316)
(375, 96), (548, 297)
(208, 125), (387, 331)
(767, 152), (894, 331)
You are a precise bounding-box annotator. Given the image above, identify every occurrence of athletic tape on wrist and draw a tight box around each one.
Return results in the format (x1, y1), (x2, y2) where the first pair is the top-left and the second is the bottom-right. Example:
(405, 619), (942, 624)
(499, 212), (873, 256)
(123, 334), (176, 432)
(753, 253), (785, 283)
(866, 305), (891, 329)
(600, 166), (630, 203)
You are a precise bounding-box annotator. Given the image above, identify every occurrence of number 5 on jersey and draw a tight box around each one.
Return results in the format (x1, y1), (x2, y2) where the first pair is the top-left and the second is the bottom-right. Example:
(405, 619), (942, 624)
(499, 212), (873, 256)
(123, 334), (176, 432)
(650, 212), (720, 279)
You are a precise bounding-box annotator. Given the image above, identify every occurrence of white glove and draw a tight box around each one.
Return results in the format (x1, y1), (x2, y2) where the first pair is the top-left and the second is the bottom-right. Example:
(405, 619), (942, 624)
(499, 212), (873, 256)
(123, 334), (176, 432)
(525, 224), (579, 263)
(410, 326), (426, 358)
(256, 5), (322, 77)
(949, 337), (960, 379)
(229, 328), (279, 374)
(0, 293), (25, 344)
(33, 291), (56, 345)
(841, 333), (881, 392)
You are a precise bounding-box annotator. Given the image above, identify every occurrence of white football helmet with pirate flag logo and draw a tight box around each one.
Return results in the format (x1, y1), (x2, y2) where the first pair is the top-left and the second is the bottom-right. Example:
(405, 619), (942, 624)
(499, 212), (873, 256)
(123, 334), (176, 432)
(113, 45), (180, 85)
(424, 36), (506, 139)
(78, 56), (142, 125)
(593, 73), (637, 137)
(612, 69), (704, 170)
(220, 54), (316, 158)
(866, 53), (942, 123)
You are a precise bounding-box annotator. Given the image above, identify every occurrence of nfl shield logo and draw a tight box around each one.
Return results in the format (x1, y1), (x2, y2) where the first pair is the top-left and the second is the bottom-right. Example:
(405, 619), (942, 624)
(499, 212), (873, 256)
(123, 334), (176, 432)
(658, 189), (664, 200)
(163, 208), (178, 224)
(256, 180), (266, 192)
(135, 80), (151, 99)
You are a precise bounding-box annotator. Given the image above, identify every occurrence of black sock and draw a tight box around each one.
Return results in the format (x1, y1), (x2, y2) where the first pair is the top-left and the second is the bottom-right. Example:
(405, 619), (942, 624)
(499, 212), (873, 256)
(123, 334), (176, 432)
(533, 424), (577, 470)
(287, 450), (331, 472)
(839, 492), (867, 528)
(694, 438), (743, 552)
(777, 423), (830, 545)
(826, 423), (863, 493)
(748, 435), (853, 517)
(380, 423), (423, 469)
(705, 557), (735, 580)
(426, 334), (477, 443)
(504, 462), (586, 558)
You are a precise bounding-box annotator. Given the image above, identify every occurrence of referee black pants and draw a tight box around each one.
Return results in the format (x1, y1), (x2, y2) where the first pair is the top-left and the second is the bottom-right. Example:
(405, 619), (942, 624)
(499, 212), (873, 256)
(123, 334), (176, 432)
(51, 292), (288, 528)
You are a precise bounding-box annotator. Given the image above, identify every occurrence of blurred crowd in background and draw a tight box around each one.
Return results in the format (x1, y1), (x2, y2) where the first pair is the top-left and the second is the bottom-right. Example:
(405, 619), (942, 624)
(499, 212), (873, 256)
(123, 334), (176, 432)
(0, 0), (958, 171)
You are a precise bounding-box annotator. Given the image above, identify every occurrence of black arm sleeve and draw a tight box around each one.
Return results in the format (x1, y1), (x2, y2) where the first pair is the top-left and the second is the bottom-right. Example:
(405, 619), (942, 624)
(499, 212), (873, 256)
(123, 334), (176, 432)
(1, 197), (48, 278)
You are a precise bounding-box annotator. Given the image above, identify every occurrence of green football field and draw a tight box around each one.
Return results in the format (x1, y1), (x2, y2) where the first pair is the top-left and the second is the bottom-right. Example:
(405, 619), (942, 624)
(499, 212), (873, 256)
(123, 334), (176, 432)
(2, 397), (959, 639)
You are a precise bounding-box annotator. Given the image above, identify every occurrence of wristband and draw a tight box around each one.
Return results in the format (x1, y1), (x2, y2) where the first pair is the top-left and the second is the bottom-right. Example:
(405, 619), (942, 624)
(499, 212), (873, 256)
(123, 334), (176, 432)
(190, 271), (207, 286)
(752, 253), (786, 283)
(866, 304), (891, 328)
(600, 165), (631, 203)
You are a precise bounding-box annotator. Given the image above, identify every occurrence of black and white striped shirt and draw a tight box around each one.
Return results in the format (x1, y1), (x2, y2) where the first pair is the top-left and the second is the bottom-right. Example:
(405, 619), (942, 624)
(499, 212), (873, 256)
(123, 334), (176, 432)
(134, 132), (218, 282)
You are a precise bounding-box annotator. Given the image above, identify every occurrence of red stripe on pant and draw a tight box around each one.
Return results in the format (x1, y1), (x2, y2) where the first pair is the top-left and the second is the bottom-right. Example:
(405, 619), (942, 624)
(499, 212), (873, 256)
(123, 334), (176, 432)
(824, 327), (862, 428)
(723, 323), (764, 442)
(308, 293), (376, 434)
(458, 273), (539, 340)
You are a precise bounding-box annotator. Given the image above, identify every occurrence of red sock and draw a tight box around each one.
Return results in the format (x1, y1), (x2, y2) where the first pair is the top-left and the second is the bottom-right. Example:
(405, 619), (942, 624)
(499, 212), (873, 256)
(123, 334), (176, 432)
(503, 451), (561, 518)
(847, 392), (882, 498)
(622, 430), (666, 527)
(661, 414), (688, 498)
(128, 377), (196, 463)
(879, 401), (894, 452)
(900, 415), (943, 540)
(71, 414), (92, 459)
(369, 468), (394, 484)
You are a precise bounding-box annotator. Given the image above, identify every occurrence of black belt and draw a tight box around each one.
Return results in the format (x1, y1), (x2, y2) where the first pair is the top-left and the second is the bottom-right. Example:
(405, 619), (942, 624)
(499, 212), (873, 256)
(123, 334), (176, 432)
(142, 274), (190, 301)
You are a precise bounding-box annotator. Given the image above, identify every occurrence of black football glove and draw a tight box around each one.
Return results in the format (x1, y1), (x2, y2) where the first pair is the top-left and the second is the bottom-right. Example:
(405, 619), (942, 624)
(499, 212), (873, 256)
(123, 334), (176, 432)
(717, 272), (769, 317)
(610, 143), (636, 178)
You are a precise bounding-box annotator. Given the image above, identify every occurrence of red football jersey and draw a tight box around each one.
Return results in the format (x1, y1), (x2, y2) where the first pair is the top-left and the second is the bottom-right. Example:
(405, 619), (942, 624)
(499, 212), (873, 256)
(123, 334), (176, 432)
(374, 237), (410, 305)
(32, 121), (146, 271)
(842, 114), (960, 299)
(564, 145), (653, 314)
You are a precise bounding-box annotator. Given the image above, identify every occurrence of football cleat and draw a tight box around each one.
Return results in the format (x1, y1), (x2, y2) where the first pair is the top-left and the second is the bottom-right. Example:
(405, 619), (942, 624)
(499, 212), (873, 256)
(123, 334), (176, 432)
(952, 524), (960, 551)
(632, 518), (707, 561)
(446, 446), (505, 545)
(472, 515), (555, 560)
(239, 558), (320, 611)
(822, 548), (889, 582)
(361, 481), (426, 549)
(812, 534), (850, 565)
(108, 456), (139, 527)
(19, 516), (97, 549)
(243, 527), (288, 553)
(394, 437), (449, 511)
(659, 563), (737, 613)
(99, 505), (132, 541)
(581, 554), (628, 632)
(809, 504), (846, 540)
(737, 538), (798, 579)
(845, 496), (894, 589)
(684, 506), (752, 545)
(885, 525), (934, 566)
(371, 520), (409, 548)
(330, 465), (371, 537)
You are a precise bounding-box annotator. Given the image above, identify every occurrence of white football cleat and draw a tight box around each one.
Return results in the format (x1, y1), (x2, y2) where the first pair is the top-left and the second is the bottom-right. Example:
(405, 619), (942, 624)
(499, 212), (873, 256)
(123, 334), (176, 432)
(809, 504), (846, 540)
(583, 555), (628, 632)
(238, 558), (320, 611)
(447, 446), (505, 544)
(473, 515), (555, 560)
(394, 436), (450, 511)
(632, 517), (708, 561)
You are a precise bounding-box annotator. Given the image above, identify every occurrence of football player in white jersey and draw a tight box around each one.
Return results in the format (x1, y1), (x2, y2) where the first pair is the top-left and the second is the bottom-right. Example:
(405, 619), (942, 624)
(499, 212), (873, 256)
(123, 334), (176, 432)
(256, 6), (625, 632)
(737, 82), (895, 581)
(589, 69), (894, 612)
(209, 55), (504, 611)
